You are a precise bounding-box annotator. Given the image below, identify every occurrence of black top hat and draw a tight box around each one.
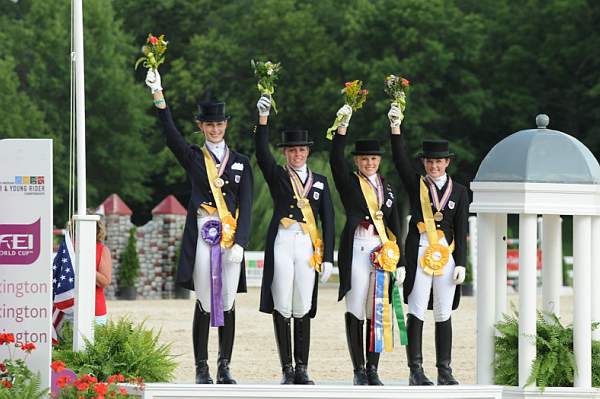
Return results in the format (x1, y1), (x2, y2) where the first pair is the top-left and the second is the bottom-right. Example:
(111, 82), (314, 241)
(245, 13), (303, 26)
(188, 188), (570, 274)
(351, 139), (384, 155)
(277, 129), (314, 147)
(195, 101), (232, 122)
(417, 139), (454, 159)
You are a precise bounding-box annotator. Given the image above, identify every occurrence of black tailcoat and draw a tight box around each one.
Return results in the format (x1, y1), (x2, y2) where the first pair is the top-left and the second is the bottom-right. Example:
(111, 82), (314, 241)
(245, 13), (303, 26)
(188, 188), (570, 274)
(390, 134), (469, 310)
(157, 107), (253, 291)
(329, 134), (404, 301)
(255, 124), (335, 318)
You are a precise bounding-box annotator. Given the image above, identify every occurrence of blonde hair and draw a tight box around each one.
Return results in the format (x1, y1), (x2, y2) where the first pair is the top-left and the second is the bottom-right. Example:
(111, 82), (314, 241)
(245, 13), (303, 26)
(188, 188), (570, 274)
(96, 218), (106, 242)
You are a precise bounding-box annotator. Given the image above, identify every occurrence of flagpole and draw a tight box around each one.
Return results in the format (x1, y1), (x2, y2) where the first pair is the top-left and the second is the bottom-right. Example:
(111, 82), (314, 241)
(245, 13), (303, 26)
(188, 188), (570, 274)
(72, 0), (99, 351)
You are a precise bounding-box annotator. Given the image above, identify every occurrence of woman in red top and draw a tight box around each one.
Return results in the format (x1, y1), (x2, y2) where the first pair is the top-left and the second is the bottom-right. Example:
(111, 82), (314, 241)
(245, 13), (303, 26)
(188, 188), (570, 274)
(95, 218), (112, 325)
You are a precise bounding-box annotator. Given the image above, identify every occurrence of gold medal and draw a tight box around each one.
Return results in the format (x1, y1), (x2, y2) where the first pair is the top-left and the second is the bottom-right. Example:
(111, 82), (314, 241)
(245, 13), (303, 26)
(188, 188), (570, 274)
(297, 198), (309, 209)
(433, 211), (443, 222)
(214, 177), (225, 188)
(375, 210), (384, 220)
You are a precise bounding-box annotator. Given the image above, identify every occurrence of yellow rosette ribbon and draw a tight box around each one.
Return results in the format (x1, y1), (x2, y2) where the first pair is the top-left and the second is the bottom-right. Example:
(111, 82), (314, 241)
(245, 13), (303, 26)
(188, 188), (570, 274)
(375, 241), (400, 272)
(220, 214), (237, 249)
(309, 238), (324, 271)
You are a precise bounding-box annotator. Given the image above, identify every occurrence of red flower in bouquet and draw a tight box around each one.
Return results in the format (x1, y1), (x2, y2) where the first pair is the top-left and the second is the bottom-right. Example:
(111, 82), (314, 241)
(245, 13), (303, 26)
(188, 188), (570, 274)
(134, 33), (168, 71)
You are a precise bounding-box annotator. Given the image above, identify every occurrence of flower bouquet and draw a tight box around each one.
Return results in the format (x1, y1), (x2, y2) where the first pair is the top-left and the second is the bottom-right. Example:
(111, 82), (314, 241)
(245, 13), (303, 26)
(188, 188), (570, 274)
(325, 80), (369, 140)
(134, 33), (168, 70)
(251, 59), (282, 114)
(384, 74), (410, 115)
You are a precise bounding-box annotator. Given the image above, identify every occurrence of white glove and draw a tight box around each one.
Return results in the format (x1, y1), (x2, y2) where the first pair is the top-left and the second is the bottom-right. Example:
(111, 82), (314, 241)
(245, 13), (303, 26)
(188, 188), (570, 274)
(227, 243), (244, 264)
(257, 95), (271, 117)
(388, 103), (404, 128)
(145, 69), (163, 94)
(395, 266), (406, 287)
(336, 104), (353, 128)
(320, 262), (333, 284)
(453, 266), (466, 285)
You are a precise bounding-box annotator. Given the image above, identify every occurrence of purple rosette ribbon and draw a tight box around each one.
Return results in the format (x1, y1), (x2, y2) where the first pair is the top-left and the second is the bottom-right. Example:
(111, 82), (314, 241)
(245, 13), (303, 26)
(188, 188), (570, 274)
(201, 220), (224, 327)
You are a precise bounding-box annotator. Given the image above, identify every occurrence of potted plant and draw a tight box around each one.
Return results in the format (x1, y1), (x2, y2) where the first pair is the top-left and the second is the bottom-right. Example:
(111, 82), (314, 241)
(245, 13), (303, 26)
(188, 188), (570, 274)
(118, 227), (140, 300)
(173, 241), (190, 299)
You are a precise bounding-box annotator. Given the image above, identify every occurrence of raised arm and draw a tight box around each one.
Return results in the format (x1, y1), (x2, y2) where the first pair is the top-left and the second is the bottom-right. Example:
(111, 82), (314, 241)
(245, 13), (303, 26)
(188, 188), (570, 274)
(329, 105), (353, 190)
(233, 157), (254, 249)
(254, 95), (278, 184)
(319, 178), (335, 264)
(145, 69), (197, 172)
(388, 103), (418, 201)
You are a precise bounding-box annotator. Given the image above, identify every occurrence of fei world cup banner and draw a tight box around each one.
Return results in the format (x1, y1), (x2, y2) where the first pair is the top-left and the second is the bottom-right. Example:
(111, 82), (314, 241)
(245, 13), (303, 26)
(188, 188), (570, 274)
(0, 139), (53, 390)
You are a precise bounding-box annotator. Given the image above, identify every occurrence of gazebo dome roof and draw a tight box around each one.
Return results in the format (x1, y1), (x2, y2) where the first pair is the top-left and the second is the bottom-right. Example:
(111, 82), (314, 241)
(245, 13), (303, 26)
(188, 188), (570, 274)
(474, 115), (600, 184)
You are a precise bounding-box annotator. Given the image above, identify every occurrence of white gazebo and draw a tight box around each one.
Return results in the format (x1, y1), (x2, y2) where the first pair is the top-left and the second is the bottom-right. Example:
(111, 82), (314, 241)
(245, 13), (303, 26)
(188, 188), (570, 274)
(471, 114), (600, 395)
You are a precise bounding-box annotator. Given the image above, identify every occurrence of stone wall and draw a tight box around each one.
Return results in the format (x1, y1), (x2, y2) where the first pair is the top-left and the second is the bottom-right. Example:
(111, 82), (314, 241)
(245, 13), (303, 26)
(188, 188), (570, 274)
(100, 194), (186, 299)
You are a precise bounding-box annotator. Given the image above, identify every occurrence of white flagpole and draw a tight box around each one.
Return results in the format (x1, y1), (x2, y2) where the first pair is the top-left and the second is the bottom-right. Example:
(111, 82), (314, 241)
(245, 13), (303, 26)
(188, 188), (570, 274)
(72, 0), (99, 351)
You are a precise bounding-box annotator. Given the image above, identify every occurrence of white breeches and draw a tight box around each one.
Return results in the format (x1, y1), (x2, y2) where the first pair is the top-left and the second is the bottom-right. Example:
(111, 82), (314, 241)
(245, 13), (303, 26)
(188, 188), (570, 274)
(407, 233), (456, 322)
(271, 223), (315, 318)
(344, 230), (382, 320)
(193, 216), (241, 312)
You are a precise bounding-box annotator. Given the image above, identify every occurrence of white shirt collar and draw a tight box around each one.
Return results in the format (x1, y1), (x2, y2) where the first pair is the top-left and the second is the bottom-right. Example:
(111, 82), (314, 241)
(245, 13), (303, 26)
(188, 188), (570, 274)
(291, 164), (308, 183)
(205, 140), (226, 162)
(427, 173), (447, 190)
(367, 173), (379, 187)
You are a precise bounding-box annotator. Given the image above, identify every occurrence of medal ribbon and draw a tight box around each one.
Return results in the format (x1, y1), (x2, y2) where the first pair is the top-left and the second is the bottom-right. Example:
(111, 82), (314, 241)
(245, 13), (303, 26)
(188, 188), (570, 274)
(285, 165), (313, 199)
(425, 175), (453, 214)
(359, 171), (384, 208)
(285, 166), (323, 272)
(355, 173), (390, 243)
(201, 146), (237, 248)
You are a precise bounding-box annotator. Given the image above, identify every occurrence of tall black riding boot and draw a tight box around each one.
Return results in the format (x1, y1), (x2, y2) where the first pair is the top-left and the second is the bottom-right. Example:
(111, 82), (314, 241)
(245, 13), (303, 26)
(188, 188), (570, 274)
(193, 301), (213, 384)
(406, 314), (433, 386)
(345, 312), (368, 385)
(217, 308), (237, 384)
(293, 315), (315, 384)
(365, 319), (384, 385)
(435, 318), (459, 385)
(273, 311), (295, 384)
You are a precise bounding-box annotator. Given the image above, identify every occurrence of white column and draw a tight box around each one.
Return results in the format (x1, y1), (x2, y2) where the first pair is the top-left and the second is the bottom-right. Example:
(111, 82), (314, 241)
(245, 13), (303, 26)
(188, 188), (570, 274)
(542, 215), (562, 318)
(469, 216), (478, 293)
(592, 216), (600, 342)
(518, 214), (537, 387)
(573, 215), (592, 388)
(476, 213), (496, 384)
(73, 214), (99, 351)
(495, 214), (507, 324)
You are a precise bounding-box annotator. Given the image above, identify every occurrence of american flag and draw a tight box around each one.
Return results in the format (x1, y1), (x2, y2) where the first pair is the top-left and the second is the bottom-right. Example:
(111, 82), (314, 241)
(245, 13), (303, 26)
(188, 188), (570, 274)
(52, 231), (76, 344)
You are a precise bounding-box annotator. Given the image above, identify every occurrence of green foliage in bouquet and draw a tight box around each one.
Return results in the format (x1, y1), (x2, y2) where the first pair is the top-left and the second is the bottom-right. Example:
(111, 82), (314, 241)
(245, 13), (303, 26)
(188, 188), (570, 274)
(52, 317), (177, 382)
(251, 59), (282, 113)
(495, 311), (600, 389)
(118, 227), (140, 289)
